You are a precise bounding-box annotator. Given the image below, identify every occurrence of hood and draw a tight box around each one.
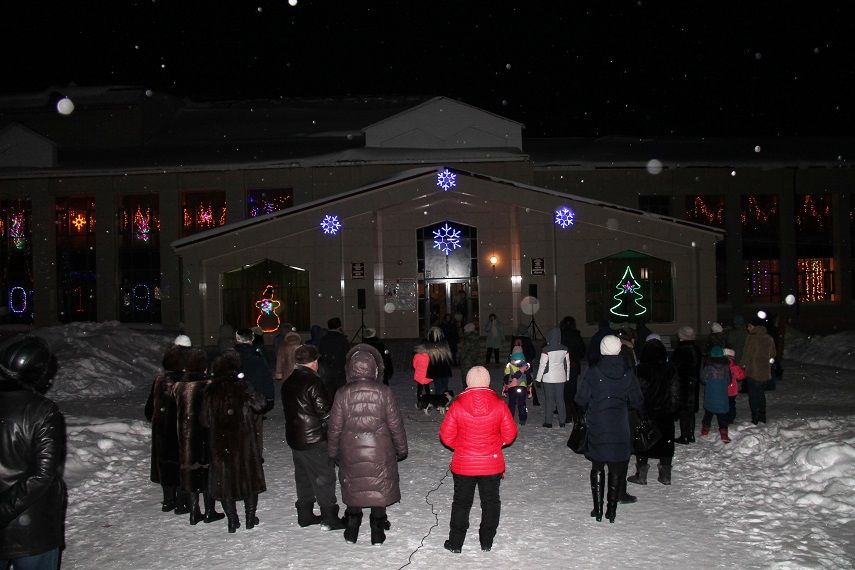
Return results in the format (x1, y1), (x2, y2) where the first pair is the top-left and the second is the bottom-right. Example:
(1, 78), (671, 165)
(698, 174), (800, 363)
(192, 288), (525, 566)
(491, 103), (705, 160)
(456, 387), (496, 417)
(345, 343), (383, 383)
(596, 355), (628, 379)
(309, 325), (326, 342)
(543, 327), (566, 353)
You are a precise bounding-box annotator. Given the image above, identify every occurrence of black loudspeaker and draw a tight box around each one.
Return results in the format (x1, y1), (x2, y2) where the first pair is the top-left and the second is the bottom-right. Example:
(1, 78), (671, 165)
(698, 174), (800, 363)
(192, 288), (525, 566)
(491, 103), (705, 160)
(528, 284), (538, 299)
(357, 288), (366, 310)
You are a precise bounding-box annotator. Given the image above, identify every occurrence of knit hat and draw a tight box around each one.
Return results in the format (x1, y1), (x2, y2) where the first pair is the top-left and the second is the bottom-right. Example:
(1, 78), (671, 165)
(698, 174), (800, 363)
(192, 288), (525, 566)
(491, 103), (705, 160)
(677, 326), (696, 341)
(466, 366), (491, 388)
(710, 346), (724, 358)
(600, 335), (623, 356)
(645, 333), (661, 342)
(510, 348), (525, 363)
(173, 334), (192, 347)
(294, 344), (319, 365)
(463, 322), (476, 333)
(723, 348), (736, 358)
(710, 322), (723, 334)
(363, 328), (377, 339)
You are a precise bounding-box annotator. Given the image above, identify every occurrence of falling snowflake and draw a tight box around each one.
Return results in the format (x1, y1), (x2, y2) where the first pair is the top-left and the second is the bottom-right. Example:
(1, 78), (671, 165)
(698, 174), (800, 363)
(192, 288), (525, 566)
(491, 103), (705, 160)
(432, 223), (462, 255)
(320, 214), (342, 235)
(436, 168), (457, 191)
(554, 207), (575, 229)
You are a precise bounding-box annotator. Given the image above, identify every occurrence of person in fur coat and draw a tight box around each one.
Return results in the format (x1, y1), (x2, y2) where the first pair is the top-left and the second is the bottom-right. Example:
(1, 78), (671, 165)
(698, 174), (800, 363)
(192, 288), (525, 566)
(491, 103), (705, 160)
(171, 347), (222, 525)
(327, 344), (408, 545)
(202, 351), (267, 533)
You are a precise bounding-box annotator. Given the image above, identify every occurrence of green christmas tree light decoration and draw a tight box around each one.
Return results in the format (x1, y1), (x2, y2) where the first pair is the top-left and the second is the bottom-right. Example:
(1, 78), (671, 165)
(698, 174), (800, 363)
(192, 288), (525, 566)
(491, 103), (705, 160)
(609, 266), (648, 319)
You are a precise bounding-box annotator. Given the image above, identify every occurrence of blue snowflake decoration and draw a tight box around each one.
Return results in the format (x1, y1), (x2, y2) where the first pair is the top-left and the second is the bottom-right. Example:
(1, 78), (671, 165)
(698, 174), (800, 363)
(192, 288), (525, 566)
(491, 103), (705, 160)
(436, 168), (457, 191)
(320, 214), (342, 235)
(554, 206), (576, 229)
(432, 223), (462, 255)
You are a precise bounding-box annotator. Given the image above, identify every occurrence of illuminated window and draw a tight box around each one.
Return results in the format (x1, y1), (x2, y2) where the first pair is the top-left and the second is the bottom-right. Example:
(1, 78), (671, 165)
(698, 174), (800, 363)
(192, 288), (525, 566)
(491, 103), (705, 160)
(118, 195), (161, 323)
(56, 196), (97, 321)
(685, 195), (726, 302)
(584, 250), (673, 324)
(222, 260), (310, 332)
(247, 188), (293, 217)
(797, 258), (835, 303)
(743, 259), (780, 304)
(0, 199), (33, 323)
(182, 191), (227, 236)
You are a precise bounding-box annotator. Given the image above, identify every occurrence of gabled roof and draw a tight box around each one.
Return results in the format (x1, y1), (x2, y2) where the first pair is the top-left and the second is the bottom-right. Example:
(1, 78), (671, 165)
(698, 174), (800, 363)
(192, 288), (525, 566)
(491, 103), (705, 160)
(362, 96), (524, 131)
(172, 166), (723, 251)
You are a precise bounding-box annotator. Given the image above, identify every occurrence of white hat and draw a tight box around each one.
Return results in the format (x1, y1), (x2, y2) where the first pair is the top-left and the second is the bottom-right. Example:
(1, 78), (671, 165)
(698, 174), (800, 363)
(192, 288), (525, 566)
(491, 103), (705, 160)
(710, 322), (723, 334)
(723, 348), (736, 358)
(677, 326), (696, 341)
(173, 334), (191, 347)
(600, 335), (623, 356)
(645, 333), (661, 342)
(363, 328), (377, 339)
(463, 322), (476, 333)
(466, 366), (491, 388)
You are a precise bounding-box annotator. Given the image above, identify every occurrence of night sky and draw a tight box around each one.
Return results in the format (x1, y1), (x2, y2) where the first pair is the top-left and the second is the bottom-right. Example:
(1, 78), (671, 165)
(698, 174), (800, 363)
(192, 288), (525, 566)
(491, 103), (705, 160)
(6, 2), (855, 137)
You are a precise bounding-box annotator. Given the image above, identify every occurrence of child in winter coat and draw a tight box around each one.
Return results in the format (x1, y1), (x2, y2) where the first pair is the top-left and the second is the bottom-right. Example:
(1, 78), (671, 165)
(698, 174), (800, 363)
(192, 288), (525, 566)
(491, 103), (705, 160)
(502, 348), (532, 425)
(722, 348), (745, 423)
(700, 346), (732, 443)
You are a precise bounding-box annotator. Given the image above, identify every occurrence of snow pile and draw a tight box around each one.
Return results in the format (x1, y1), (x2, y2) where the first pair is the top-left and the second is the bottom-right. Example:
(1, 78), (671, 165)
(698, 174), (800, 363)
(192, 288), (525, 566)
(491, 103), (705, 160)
(785, 327), (855, 371)
(33, 321), (170, 400)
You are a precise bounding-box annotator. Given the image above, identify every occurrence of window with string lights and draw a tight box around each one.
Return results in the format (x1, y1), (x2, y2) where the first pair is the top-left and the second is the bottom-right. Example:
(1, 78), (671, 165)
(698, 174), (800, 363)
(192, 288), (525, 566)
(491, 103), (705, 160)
(56, 196), (97, 322)
(741, 195), (780, 304)
(795, 194), (835, 303)
(221, 259), (310, 332)
(0, 199), (33, 323)
(182, 191), (228, 236)
(584, 250), (673, 325)
(118, 195), (162, 322)
(685, 195), (727, 303)
(246, 188), (293, 218)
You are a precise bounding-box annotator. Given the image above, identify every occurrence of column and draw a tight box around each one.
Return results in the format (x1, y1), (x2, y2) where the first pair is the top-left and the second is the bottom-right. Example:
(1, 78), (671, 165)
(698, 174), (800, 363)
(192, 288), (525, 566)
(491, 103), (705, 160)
(31, 186), (56, 327)
(95, 185), (119, 321)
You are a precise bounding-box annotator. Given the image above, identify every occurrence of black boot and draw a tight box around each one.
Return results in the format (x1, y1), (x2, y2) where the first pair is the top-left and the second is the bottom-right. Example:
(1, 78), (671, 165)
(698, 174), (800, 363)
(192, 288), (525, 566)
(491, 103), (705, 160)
(658, 463), (672, 485)
(174, 489), (191, 515)
(244, 494), (259, 530)
(320, 504), (345, 531)
(161, 485), (176, 512)
(589, 469), (604, 521)
(189, 492), (203, 525)
(605, 470), (620, 523)
(295, 501), (323, 527)
(619, 473), (637, 504)
(203, 493), (225, 523)
(369, 514), (389, 545)
(627, 457), (649, 485)
(344, 511), (363, 544)
(222, 499), (240, 533)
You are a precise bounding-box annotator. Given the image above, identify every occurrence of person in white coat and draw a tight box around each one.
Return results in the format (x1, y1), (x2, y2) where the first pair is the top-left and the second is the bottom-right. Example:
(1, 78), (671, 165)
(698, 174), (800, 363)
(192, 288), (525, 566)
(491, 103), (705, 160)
(534, 327), (570, 428)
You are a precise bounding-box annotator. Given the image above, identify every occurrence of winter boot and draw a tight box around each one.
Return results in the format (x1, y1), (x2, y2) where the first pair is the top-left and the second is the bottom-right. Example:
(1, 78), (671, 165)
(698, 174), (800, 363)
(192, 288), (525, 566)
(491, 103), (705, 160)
(244, 494), (259, 530)
(295, 501), (323, 527)
(758, 411), (767, 424)
(719, 427), (731, 443)
(657, 463), (672, 485)
(344, 511), (363, 544)
(320, 504), (346, 531)
(701, 424), (710, 436)
(589, 469), (605, 521)
(370, 514), (389, 545)
(161, 485), (176, 512)
(605, 470), (621, 523)
(479, 528), (495, 552)
(189, 492), (203, 525)
(619, 474), (637, 504)
(222, 499), (240, 533)
(174, 489), (191, 515)
(627, 458), (649, 485)
(203, 493), (225, 523)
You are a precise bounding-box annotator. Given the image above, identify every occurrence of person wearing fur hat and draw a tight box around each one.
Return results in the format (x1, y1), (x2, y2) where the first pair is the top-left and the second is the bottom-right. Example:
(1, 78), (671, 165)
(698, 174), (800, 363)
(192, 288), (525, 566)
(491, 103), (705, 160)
(201, 352), (267, 532)
(327, 344), (408, 545)
(671, 326), (702, 444)
(281, 344), (346, 531)
(440, 366), (518, 553)
(700, 346), (732, 443)
(361, 328), (394, 386)
(575, 335), (643, 524)
(457, 322), (481, 387)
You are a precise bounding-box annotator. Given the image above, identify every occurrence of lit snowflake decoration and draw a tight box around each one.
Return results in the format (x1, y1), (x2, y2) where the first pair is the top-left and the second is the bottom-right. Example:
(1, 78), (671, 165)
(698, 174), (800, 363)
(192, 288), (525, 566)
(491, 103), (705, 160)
(71, 214), (87, 231)
(320, 214), (342, 235)
(432, 223), (462, 255)
(436, 168), (457, 191)
(554, 207), (575, 229)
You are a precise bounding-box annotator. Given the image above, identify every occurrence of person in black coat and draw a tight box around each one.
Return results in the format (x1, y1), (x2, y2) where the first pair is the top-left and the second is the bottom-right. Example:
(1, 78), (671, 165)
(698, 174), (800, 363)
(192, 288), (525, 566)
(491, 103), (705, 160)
(362, 328), (393, 385)
(0, 336), (65, 569)
(586, 320), (614, 366)
(441, 314), (460, 365)
(671, 326), (703, 444)
(628, 334), (680, 486)
(318, 317), (350, 396)
(559, 316), (586, 424)
(234, 329), (275, 414)
(575, 335), (643, 524)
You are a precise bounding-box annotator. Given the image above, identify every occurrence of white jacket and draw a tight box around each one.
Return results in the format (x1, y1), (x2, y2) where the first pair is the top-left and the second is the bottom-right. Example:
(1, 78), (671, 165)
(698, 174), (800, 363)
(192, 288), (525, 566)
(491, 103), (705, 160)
(534, 350), (570, 384)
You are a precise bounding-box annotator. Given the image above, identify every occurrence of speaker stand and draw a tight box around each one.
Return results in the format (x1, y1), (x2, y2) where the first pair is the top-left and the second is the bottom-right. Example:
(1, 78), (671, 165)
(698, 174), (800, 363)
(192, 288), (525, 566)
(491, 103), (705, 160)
(350, 309), (366, 344)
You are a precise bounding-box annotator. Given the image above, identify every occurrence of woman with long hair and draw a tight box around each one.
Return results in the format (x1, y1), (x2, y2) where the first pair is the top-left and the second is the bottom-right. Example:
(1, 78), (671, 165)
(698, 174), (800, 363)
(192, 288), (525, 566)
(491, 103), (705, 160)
(412, 326), (453, 400)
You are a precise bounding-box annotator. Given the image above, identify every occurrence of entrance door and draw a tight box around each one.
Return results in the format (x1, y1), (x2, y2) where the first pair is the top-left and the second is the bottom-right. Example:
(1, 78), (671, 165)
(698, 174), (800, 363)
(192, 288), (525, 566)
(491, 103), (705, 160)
(424, 279), (478, 337)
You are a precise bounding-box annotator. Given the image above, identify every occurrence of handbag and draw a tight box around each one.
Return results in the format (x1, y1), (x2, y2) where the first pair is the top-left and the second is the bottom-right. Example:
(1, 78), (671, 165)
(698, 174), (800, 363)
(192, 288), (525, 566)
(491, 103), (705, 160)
(566, 418), (588, 454)
(633, 415), (662, 453)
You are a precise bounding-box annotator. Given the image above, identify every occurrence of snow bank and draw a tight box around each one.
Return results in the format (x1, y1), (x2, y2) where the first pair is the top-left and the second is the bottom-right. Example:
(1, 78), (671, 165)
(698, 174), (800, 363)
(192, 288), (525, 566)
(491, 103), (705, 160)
(785, 327), (855, 371)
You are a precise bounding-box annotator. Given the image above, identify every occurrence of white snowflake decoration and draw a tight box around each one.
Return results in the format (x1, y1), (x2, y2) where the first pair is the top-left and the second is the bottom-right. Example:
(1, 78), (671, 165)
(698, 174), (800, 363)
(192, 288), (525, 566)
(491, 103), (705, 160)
(554, 207), (576, 229)
(436, 168), (457, 191)
(432, 223), (462, 255)
(320, 214), (342, 235)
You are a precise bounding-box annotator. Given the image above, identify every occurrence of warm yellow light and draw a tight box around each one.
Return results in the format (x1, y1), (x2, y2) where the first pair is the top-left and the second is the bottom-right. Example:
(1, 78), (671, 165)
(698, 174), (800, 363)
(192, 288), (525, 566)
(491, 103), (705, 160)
(489, 255), (498, 265)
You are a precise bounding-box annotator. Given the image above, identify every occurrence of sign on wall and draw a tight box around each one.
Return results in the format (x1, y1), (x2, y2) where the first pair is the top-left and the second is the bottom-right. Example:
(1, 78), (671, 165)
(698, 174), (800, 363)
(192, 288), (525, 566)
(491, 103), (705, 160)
(531, 257), (545, 276)
(351, 262), (365, 279)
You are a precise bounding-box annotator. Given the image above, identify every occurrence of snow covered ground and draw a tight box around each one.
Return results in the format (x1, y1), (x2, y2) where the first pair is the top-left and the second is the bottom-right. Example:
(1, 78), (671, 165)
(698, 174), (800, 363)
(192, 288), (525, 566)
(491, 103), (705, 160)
(16, 323), (855, 569)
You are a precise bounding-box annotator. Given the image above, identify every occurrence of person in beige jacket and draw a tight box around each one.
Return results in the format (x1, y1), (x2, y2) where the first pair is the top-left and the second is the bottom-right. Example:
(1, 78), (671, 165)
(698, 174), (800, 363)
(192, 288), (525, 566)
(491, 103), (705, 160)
(741, 318), (777, 424)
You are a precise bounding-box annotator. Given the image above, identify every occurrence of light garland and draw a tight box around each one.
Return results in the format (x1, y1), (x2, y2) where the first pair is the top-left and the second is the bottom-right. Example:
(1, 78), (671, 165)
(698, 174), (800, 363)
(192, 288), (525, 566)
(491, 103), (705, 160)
(255, 284), (282, 332)
(797, 258), (831, 302)
(8, 286), (26, 314)
(795, 195), (832, 230)
(609, 266), (647, 318)
(9, 209), (26, 250)
(686, 195), (724, 226)
(132, 284), (151, 311)
(71, 213), (87, 231)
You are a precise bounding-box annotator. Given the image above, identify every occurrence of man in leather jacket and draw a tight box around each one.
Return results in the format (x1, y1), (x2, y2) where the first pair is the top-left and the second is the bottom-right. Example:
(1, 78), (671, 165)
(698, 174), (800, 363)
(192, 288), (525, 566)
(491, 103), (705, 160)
(0, 336), (65, 570)
(281, 344), (345, 531)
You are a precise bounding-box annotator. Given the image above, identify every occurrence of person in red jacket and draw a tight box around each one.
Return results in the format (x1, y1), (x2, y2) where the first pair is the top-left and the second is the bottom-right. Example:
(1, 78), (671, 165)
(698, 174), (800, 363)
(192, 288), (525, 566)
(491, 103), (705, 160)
(439, 366), (518, 553)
